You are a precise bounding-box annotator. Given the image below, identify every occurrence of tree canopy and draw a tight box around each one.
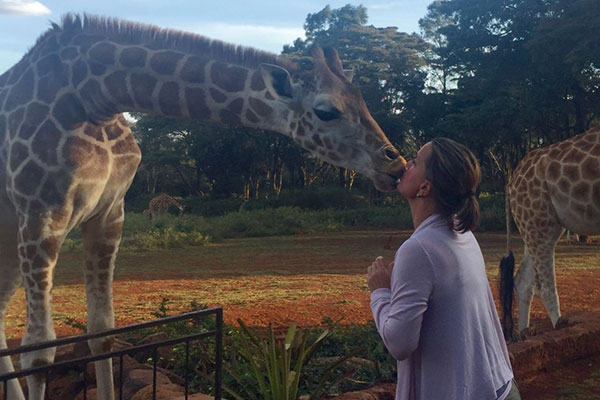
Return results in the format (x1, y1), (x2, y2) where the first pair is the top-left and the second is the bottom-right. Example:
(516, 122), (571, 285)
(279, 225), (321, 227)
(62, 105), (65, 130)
(129, 1), (600, 202)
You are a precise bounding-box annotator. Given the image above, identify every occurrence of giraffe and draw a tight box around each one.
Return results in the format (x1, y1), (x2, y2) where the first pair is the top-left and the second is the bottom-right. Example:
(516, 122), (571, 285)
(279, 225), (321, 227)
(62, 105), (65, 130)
(499, 125), (600, 339)
(143, 193), (185, 220)
(0, 14), (406, 400)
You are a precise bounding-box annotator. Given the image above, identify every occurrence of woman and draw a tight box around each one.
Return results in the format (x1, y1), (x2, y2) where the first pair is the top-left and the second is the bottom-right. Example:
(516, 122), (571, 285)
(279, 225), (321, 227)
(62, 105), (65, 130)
(367, 138), (519, 400)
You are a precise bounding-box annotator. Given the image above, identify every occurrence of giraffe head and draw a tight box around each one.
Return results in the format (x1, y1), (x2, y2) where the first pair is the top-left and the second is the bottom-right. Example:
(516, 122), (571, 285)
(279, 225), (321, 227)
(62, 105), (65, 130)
(260, 47), (406, 191)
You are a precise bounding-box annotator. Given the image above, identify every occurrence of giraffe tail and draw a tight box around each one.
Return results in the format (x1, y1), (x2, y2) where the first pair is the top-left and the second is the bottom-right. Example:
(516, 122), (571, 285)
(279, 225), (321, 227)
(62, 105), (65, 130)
(499, 250), (515, 341)
(499, 183), (515, 340)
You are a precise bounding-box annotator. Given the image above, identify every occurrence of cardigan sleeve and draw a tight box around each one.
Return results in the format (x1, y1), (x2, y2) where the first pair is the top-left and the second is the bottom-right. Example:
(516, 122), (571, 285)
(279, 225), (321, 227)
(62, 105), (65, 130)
(370, 238), (435, 361)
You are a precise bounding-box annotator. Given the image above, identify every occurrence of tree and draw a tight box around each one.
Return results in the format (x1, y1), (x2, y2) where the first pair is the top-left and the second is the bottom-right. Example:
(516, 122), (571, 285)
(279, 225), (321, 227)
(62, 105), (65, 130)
(417, 0), (600, 190)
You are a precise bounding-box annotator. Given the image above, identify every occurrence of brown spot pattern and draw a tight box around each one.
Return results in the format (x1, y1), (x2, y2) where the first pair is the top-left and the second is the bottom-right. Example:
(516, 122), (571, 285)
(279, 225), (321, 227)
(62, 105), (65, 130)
(227, 98), (244, 115)
(250, 70), (266, 91)
(31, 119), (61, 166)
(9, 141), (29, 172)
(131, 74), (157, 110)
(84, 124), (104, 142)
(219, 109), (241, 125)
(14, 160), (44, 195)
(572, 181), (591, 200)
(104, 123), (124, 140)
(89, 42), (116, 65)
(180, 56), (208, 84)
(5, 68), (34, 111)
(209, 88), (227, 103)
(150, 51), (184, 75)
(245, 109), (259, 123)
(159, 82), (181, 116)
(104, 71), (135, 109)
(581, 158), (600, 181)
(563, 165), (580, 182)
(60, 47), (78, 60)
(53, 93), (87, 130)
(185, 88), (210, 118)
(211, 62), (247, 93)
(71, 60), (88, 87)
(120, 47), (147, 68)
(249, 97), (272, 117)
(111, 134), (138, 155)
(64, 136), (109, 178)
(20, 102), (48, 139)
(312, 134), (323, 147)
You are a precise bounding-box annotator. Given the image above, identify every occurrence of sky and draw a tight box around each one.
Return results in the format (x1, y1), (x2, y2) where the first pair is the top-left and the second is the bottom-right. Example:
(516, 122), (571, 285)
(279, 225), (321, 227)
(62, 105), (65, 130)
(0, 0), (432, 74)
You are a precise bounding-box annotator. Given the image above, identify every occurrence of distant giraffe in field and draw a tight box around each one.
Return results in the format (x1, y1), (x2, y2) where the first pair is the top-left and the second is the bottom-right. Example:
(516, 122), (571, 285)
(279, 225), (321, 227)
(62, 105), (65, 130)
(0, 14), (406, 400)
(500, 125), (600, 339)
(143, 193), (185, 220)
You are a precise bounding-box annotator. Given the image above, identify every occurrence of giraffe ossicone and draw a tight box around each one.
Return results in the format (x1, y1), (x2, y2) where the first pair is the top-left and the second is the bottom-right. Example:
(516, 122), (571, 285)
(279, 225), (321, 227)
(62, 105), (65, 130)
(500, 125), (600, 339)
(0, 14), (406, 400)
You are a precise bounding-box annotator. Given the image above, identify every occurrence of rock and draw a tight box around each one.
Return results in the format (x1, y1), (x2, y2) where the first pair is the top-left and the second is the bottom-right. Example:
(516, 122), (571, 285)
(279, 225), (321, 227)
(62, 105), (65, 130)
(46, 374), (80, 400)
(121, 368), (172, 399)
(172, 393), (214, 399)
(130, 383), (184, 400)
(134, 332), (174, 368)
(319, 383), (396, 399)
(74, 387), (118, 400)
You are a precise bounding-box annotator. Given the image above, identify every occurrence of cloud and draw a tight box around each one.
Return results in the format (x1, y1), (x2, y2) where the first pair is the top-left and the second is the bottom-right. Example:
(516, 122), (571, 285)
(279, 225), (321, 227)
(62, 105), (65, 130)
(183, 22), (305, 54)
(0, 0), (51, 16)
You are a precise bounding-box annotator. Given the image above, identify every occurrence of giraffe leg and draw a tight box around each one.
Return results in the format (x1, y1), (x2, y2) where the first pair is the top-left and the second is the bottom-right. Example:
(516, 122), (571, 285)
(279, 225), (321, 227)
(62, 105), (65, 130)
(80, 202), (125, 400)
(533, 249), (561, 327)
(0, 218), (26, 400)
(17, 214), (65, 400)
(514, 249), (535, 333)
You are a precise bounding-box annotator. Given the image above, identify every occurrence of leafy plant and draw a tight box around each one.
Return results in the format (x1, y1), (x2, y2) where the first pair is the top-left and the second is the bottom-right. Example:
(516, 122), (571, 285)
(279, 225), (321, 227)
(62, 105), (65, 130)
(225, 319), (354, 400)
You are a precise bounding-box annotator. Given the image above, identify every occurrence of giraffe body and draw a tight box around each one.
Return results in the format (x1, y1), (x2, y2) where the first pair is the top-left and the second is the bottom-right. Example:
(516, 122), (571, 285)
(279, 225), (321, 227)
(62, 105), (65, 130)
(0, 14), (405, 400)
(144, 193), (185, 220)
(502, 126), (600, 335)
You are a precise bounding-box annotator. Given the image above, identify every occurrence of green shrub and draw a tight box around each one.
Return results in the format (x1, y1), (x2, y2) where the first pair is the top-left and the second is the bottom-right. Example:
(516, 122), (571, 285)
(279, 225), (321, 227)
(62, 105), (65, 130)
(121, 227), (210, 250)
(125, 301), (397, 398)
(182, 196), (246, 216)
(477, 193), (509, 232)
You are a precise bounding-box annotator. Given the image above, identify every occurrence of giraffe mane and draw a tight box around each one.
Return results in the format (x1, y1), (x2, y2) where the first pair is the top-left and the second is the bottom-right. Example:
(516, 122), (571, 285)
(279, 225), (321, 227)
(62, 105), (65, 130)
(46, 13), (298, 73)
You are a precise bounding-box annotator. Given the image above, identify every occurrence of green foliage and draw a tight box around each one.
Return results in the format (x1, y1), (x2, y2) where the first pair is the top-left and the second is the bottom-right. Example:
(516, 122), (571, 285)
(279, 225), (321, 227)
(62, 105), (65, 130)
(181, 196), (245, 216)
(476, 193), (506, 232)
(121, 227), (210, 250)
(225, 320), (353, 400)
(62, 316), (87, 333)
(300, 318), (397, 394)
(120, 301), (398, 398)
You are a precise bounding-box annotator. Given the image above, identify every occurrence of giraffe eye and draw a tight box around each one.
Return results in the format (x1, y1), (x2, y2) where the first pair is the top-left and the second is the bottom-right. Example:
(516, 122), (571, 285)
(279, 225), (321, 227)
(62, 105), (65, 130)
(313, 107), (341, 122)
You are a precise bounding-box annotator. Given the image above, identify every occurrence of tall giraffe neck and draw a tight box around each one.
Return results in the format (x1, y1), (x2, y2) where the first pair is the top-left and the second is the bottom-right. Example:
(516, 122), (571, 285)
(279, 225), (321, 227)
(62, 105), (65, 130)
(9, 17), (296, 135)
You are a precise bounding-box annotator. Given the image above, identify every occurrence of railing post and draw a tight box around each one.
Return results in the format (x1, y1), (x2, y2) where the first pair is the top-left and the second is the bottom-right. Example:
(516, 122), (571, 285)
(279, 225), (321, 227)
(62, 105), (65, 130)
(215, 308), (223, 400)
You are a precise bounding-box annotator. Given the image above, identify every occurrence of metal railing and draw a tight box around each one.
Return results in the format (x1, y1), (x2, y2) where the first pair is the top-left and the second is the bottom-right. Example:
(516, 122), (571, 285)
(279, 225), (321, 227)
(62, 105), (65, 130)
(0, 307), (222, 400)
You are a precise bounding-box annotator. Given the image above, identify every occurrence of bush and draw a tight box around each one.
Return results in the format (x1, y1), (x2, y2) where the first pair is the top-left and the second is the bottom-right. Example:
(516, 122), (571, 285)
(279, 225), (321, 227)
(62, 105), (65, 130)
(477, 193), (509, 232)
(181, 196), (246, 216)
(125, 301), (397, 398)
(121, 227), (211, 250)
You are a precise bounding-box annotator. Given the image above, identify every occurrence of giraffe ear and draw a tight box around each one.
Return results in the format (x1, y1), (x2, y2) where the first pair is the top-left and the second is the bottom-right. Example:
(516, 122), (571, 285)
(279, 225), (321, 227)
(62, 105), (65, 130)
(260, 63), (294, 99)
(342, 69), (354, 83)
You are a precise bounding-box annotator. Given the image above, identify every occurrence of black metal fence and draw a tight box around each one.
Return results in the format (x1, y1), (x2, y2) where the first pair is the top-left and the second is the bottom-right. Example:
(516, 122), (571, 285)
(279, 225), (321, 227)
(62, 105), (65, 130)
(0, 307), (222, 400)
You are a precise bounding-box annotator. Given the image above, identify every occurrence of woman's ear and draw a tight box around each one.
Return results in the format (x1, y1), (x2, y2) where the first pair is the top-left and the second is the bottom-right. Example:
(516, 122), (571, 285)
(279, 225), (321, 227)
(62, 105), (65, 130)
(420, 180), (432, 197)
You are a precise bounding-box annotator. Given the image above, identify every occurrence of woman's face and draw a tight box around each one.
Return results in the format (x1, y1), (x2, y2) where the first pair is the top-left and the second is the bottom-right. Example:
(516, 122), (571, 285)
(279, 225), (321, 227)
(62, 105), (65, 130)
(396, 142), (433, 199)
